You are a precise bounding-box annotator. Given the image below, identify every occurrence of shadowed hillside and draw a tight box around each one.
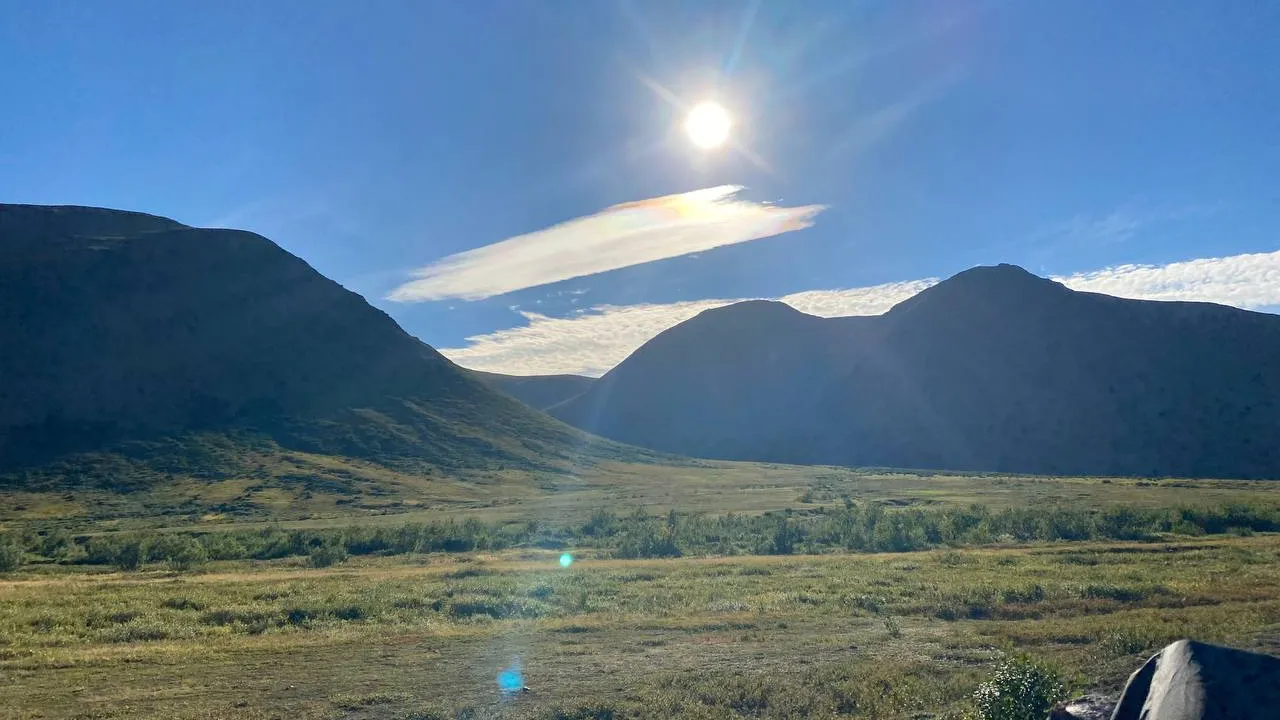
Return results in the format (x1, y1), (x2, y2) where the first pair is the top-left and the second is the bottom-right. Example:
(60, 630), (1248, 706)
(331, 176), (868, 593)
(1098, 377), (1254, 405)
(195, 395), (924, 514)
(551, 265), (1280, 479)
(473, 370), (594, 410)
(0, 204), (626, 487)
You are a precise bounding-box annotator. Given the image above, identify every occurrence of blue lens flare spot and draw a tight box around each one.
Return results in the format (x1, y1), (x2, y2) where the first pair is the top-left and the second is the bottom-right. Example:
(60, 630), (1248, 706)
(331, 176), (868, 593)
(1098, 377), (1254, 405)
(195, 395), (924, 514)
(497, 665), (523, 695)
(559, 553), (574, 567)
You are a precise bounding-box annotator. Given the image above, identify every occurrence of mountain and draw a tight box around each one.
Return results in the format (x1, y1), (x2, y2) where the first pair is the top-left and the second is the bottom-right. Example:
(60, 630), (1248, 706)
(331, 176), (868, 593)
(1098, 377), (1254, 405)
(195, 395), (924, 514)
(0, 204), (618, 488)
(550, 265), (1280, 479)
(473, 371), (594, 411)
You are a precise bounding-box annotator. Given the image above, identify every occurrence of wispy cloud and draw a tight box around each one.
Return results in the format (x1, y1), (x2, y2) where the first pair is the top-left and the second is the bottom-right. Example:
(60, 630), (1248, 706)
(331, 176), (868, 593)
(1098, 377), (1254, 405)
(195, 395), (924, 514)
(1046, 210), (1146, 247)
(388, 186), (824, 302)
(1021, 202), (1224, 259)
(441, 249), (1280, 377)
(439, 280), (934, 376)
(831, 92), (932, 157)
(832, 71), (960, 157)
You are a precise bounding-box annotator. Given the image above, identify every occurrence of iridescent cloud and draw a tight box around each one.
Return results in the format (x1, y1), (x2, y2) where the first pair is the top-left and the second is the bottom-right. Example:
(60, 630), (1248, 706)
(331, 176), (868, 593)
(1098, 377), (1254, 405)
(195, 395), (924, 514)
(387, 186), (825, 302)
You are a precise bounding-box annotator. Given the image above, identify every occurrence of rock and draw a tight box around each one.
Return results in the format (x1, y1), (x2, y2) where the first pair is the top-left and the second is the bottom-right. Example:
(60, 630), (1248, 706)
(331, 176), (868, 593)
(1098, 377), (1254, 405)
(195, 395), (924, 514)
(1048, 694), (1115, 720)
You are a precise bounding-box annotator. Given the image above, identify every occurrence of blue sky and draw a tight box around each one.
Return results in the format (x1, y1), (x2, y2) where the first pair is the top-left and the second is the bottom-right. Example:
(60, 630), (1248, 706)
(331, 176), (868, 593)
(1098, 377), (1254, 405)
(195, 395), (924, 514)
(3, 0), (1278, 374)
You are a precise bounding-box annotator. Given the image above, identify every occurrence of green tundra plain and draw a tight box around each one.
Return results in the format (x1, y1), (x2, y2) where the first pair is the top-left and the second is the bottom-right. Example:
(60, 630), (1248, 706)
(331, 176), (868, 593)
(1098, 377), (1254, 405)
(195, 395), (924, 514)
(3, 466), (1280, 720)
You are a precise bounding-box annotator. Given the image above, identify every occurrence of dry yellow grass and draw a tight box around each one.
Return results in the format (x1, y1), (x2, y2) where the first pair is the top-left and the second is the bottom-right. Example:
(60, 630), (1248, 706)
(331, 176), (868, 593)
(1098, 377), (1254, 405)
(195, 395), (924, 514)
(3, 534), (1278, 719)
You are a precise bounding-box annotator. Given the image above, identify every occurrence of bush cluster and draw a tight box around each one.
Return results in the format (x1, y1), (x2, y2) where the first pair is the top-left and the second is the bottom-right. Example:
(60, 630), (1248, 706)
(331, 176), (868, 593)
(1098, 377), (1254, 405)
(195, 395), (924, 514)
(971, 657), (1066, 720)
(6, 500), (1277, 571)
(0, 533), (24, 572)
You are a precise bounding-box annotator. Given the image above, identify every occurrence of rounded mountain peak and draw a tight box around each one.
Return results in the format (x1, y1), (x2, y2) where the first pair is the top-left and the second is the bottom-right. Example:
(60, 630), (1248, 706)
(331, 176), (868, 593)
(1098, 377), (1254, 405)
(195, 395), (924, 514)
(698, 299), (807, 319)
(887, 264), (1068, 317)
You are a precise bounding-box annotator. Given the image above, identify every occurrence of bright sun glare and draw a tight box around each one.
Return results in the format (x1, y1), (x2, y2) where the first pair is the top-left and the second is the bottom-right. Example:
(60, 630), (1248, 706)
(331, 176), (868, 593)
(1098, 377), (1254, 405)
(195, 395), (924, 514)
(685, 100), (732, 149)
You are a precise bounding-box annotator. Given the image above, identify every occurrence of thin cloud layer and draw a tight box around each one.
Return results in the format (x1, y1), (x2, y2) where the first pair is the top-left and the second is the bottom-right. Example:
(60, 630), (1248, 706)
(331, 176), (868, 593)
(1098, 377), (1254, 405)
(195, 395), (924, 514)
(388, 186), (825, 302)
(1056, 250), (1280, 307)
(439, 280), (934, 377)
(780, 280), (939, 317)
(441, 249), (1280, 377)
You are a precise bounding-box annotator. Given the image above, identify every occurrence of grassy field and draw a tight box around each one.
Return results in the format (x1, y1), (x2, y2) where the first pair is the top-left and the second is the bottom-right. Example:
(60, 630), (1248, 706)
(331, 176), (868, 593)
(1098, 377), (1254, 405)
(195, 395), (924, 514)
(4, 468), (1280, 719)
(5, 455), (1280, 533)
(3, 533), (1279, 718)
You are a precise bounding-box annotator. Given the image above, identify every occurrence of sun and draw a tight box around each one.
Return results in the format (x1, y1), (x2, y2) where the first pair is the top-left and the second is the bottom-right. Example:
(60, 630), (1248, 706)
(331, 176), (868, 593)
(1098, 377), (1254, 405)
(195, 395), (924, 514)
(685, 100), (732, 149)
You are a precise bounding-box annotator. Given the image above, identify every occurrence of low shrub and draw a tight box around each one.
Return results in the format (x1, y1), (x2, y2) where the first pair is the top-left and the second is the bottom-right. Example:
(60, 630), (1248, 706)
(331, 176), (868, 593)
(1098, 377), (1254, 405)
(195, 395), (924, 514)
(309, 542), (348, 568)
(972, 657), (1066, 720)
(149, 534), (208, 571)
(0, 534), (24, 573)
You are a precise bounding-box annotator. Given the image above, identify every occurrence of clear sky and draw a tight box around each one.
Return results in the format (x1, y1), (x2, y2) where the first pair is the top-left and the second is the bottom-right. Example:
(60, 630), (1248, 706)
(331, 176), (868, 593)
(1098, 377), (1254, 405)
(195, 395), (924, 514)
(3, 0), (1278, 375)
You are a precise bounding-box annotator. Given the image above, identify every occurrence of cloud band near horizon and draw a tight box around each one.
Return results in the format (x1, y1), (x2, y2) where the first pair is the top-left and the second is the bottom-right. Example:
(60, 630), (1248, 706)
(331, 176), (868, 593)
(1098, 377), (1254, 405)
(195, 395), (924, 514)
(387, 186), (825, 302)
(439, 249), (1280, 377)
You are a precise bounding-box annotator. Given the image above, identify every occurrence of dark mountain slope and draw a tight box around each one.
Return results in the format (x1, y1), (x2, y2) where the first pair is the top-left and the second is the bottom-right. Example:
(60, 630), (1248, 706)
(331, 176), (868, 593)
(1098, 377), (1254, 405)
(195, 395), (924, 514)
(552, 300), (875, 463)
(551, 265), (1280, 478)
(0, 204), (616, 481)
(473, 371), (595, 411)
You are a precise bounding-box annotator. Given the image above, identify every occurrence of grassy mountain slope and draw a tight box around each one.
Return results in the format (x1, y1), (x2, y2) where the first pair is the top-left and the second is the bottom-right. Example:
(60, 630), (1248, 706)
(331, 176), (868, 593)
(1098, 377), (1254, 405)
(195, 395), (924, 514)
(0, 204), (631, 494)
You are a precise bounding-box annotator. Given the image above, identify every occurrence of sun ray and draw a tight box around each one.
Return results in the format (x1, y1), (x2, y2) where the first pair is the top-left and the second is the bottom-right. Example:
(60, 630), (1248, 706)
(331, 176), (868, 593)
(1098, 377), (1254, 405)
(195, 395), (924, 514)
(723, 0), (762, 77)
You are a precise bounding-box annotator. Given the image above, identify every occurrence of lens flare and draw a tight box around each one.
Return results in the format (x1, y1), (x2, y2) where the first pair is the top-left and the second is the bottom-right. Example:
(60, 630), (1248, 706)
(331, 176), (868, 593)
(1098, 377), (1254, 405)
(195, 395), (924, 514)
(559, 553), (574, 567)
(497, 663), (523, 695)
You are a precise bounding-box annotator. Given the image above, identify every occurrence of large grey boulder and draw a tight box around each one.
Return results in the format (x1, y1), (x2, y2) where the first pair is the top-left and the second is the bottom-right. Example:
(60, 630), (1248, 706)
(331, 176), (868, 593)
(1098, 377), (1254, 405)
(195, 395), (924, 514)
(1111, 640), (1280, 720)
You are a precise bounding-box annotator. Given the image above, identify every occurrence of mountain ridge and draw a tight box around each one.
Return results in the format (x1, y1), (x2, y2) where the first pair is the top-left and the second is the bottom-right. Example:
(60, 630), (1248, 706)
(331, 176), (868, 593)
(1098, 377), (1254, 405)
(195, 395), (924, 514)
(0, 203), (628, 487)
(472, 371), (595, 411)
(549, 264), (1280, 479)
